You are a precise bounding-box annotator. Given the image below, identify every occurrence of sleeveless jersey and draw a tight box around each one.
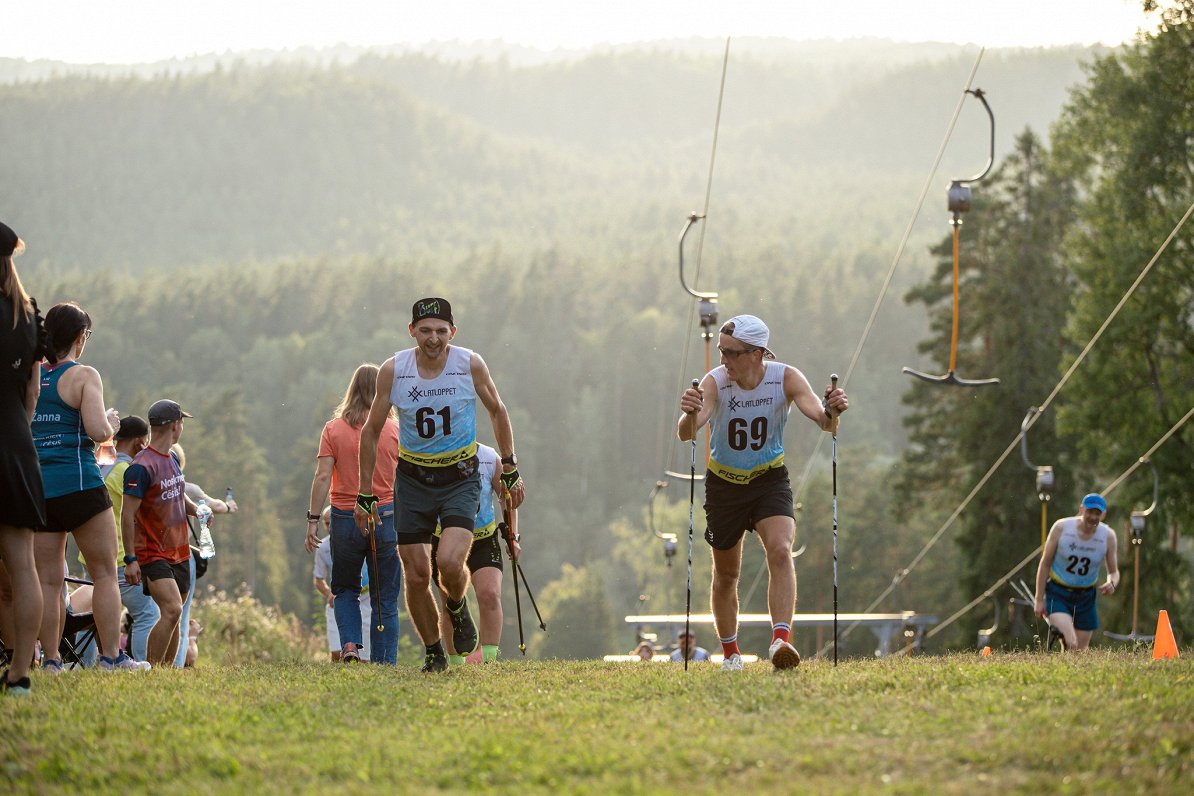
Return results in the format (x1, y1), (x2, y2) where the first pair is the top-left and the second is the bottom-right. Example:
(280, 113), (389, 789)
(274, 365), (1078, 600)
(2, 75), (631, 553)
(708, 361), (790, 484)
(32, 361), (103, 499)
(391, 345), (477, 468)
(1050, 518), (1110, 589)
(432, 443), (500, 541)
(473, 444), (499, 540)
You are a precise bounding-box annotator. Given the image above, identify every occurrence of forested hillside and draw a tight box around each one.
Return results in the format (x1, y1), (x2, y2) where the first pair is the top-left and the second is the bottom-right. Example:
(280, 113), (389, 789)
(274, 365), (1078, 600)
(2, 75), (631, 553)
(3, 31), (1189, 657)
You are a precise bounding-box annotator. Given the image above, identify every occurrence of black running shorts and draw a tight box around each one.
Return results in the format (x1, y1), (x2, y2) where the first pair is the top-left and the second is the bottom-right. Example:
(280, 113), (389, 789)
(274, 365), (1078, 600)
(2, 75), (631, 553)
(430, 530), (504, 579)
(140, 558), (192, 599)
(42, 485), (112, 533)
(703, 465), (794, 550)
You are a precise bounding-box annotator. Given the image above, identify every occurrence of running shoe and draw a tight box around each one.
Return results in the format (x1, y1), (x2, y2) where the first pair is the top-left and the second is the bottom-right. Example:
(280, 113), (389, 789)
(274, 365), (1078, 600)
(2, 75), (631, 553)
(0, 672), (31, 697)
(421, 651), (449, 674)
(720, 653), (744, 671)
(41, 658), (65, 675)
(99, 650), (152, 671)
(447, 602), (478, 656)
(341, 642), (361, 663)
(768, 639), (801, 670)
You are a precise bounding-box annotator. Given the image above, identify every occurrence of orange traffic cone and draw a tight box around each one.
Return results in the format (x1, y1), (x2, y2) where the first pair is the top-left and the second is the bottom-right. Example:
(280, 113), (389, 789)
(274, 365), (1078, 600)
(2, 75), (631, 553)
(1152, 610), (1180, 661)
(980, 646), (991, 656)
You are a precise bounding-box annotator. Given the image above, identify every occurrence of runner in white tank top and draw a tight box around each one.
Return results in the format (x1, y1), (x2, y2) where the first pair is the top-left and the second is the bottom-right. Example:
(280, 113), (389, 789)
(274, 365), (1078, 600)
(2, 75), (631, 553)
(1034, 492), (1120, 651)
(354, 297), (526, 673)
(678, 314), (849, 671)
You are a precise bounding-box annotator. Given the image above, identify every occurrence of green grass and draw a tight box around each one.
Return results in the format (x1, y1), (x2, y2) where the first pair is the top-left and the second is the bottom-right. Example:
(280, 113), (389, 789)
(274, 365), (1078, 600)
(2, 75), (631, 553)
(2, 651), (1191, 794)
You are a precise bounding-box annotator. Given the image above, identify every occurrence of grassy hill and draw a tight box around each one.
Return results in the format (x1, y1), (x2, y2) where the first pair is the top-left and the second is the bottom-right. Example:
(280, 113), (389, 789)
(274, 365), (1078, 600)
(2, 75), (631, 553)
(3, 652), (1189, 793)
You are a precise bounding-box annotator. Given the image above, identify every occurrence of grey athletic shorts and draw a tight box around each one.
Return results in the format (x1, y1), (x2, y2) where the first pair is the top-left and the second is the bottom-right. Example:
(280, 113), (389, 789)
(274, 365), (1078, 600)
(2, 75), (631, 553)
(395, 467), (479, 545)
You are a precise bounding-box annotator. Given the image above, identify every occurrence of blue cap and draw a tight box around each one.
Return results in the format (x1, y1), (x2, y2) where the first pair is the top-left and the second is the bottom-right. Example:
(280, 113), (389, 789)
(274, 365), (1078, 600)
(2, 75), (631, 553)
(1081, 493), (1107, 512)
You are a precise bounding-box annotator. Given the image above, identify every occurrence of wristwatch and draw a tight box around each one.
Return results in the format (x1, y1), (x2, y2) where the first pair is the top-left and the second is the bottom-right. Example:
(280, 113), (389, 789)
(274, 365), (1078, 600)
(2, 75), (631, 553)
(306, 511), (320, 522)
(500, 453), (518, 467)
(123, 554), (138, 565)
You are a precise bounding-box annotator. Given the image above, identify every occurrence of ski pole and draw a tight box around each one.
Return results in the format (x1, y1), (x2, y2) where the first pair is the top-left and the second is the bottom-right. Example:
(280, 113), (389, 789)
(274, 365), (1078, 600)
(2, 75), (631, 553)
(501, 493), (526, 654)
(684, 378), (699, 672)
(829, 374), (840, 666)
(515, 563), (546, 632)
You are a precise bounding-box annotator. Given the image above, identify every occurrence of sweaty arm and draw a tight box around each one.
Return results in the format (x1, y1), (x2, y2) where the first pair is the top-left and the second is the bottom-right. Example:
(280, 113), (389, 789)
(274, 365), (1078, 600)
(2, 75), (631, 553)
(306, 456), (334, 552)
(1034, 520), (1064, 616)
(1100, 529), (1121, 595)
(785, 366), (847, 431)
(24, 362), (39, 423)
(76, 366), (117, 442)
(677, 373), (717, 441)
(473, 352), (525, 508)
(185, 481), (228, 513)
(121, 493), (143, 585)
(472, 352), (515, 462)
(355, 357), (394, 531)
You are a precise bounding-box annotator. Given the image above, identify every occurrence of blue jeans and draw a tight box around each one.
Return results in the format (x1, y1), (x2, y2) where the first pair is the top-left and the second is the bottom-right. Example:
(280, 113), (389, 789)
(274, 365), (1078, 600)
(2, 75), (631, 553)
(330, 505), (401, 664)
(79, 577), (161, 666)
(173, 554), (196, 668)
(124, 581), (161, 662)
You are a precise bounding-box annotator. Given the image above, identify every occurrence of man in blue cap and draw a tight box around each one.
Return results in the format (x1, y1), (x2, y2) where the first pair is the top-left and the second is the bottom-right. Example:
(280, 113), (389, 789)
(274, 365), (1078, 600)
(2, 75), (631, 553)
(1033, 493), (1120, 650)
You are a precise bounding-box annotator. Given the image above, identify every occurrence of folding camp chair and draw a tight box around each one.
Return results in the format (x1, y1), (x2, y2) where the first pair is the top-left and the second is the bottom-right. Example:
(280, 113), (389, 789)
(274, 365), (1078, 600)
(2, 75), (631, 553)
(60, 575), (98, 668)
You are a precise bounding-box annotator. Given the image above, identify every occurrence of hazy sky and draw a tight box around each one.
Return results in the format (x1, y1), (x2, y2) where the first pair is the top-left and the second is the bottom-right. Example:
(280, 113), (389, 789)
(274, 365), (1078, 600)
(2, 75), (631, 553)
(7, 0), (1158, 64)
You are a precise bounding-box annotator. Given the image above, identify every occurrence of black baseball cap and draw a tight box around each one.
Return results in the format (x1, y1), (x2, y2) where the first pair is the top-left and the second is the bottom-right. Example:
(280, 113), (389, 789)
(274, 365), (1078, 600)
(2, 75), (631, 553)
(114, 415), (150, 440)
(0, 221), (19, 257)
(411, 297), (453, 325)
(147, 399), (193, 426)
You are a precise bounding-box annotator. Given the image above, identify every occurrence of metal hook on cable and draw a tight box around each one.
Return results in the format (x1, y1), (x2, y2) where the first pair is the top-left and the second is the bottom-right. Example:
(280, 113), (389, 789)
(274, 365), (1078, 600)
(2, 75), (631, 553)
(904, 87), (1000, 387)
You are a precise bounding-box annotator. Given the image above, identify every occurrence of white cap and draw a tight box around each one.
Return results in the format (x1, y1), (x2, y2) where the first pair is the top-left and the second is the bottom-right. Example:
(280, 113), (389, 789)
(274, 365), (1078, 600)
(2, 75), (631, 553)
(723, 315), (775, 359)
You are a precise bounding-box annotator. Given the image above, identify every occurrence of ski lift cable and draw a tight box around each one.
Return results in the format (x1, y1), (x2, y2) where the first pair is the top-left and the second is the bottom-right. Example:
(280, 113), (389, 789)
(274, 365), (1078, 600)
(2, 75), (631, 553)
(789, 47), (987, 503)
(827, 199), (1194, 650)
(742, 47), (987, 624)
(922, 403), (1193, 643)
(664, 37), (731, 478)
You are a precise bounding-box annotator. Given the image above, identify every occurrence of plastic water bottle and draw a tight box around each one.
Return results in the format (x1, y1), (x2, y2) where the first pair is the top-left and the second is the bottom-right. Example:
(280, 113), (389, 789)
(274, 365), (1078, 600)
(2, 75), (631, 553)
(96, 440), (117, 466)
(97, 407), (119, 465)
(196, 499), (215, 559)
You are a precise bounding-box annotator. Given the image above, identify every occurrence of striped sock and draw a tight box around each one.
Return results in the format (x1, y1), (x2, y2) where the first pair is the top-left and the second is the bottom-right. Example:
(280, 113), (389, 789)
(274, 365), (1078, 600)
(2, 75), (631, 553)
(772, 623), (791, 644)
(720, 634), (740, 658)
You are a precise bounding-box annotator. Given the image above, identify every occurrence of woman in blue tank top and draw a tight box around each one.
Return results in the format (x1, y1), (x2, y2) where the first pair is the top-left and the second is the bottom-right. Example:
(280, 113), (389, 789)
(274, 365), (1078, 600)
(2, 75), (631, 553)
(30, 302), (143, 671)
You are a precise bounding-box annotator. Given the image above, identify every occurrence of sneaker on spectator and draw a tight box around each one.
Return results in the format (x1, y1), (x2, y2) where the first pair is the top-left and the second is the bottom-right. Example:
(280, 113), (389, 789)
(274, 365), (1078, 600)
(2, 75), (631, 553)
(99, 650), (152, 671)
(1, 673), (32, 696)
(341, 643), (361, 663)
(41, 658), (65, 675)
(768, 639), (801, 670)
(721, 653), (744, 671)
